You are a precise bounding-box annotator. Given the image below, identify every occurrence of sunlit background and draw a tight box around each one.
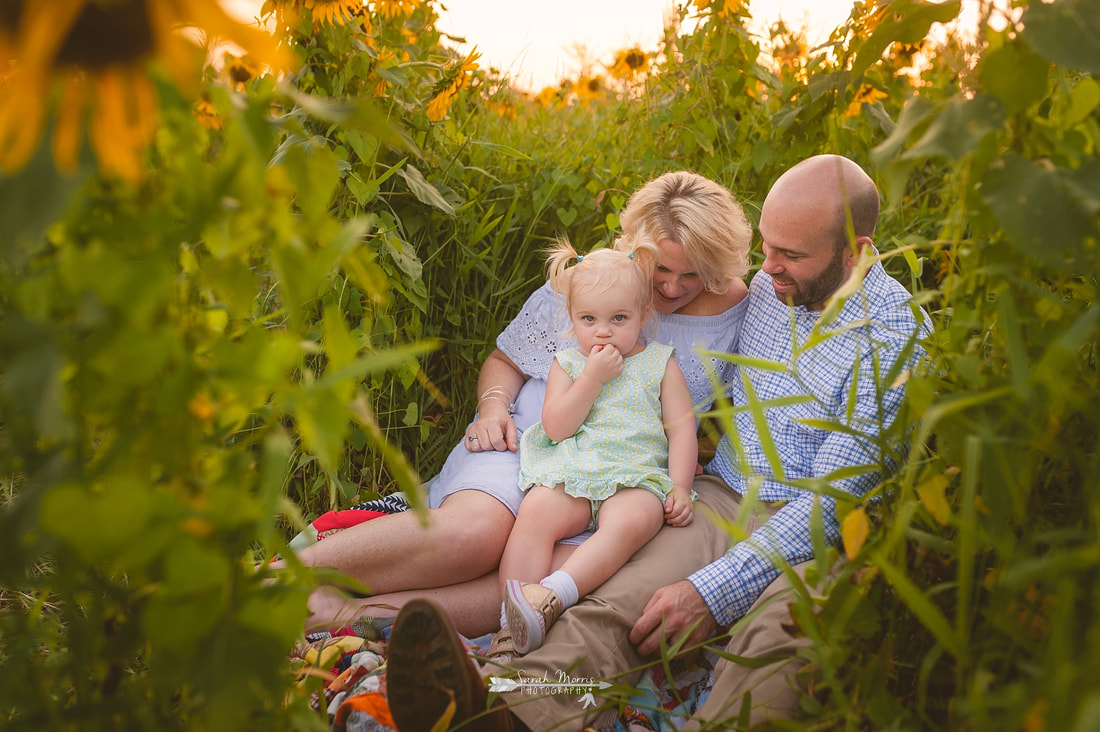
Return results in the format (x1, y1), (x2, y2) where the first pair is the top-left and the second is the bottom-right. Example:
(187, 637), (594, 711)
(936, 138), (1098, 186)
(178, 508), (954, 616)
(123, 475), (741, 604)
(221, 0), (999, 91)
(431, 0), (858, 90)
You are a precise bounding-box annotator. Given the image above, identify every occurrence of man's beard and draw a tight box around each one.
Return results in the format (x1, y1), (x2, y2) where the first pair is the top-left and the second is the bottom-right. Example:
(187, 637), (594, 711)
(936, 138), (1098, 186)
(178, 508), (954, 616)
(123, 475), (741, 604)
(773, 244), (848, 308)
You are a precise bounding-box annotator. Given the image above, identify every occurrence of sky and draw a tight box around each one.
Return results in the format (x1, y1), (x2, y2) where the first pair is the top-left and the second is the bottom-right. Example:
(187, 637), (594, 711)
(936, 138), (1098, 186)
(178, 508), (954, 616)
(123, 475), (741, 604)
(435, 0), (858, 90)
(222, 1), (996, 93)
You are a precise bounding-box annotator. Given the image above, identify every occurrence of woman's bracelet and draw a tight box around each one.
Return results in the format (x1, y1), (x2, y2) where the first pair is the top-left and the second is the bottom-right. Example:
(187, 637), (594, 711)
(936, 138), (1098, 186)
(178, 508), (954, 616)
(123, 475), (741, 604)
(478, 387), (515, 414)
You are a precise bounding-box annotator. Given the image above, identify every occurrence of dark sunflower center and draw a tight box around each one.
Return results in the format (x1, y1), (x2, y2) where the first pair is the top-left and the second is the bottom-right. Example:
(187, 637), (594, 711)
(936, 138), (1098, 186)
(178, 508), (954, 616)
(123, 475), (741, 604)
(56, 0), (157, 69)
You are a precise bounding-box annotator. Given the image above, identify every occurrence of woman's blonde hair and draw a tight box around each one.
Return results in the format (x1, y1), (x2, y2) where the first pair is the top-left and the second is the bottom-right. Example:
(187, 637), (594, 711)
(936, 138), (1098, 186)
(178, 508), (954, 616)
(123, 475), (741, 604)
(616, 171), (751, 293)
(545, 237), (662, 333)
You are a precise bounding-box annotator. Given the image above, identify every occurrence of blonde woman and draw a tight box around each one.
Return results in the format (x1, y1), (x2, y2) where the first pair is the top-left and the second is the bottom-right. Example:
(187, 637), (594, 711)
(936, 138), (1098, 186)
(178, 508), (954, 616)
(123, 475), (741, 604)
(293, 171), (752, 637)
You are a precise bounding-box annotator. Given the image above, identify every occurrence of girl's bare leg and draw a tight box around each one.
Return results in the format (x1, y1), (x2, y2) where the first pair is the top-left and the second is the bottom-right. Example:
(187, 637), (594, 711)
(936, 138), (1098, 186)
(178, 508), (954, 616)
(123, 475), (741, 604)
(308, 544), (581, 638)
(275, 490), (516, 595)
(498, 485), (591, 592)
(558, 488), (665, 596)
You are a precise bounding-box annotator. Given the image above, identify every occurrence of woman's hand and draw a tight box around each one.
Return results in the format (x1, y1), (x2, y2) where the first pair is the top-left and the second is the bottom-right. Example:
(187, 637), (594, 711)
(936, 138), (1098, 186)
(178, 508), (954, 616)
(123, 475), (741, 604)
(663, 488), (694, 527)
(465, 349), (527, 453)
(464, 401), (518, 452)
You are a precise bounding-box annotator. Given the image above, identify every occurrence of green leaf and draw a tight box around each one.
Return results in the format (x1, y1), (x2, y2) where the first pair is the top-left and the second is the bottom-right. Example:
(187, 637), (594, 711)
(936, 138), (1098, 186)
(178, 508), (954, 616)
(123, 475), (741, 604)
(978, 41), (1051, 115)
(286, 89), (413, 151)
(738, 370), (787, 482)
(40, 480), (153, 564)
(143, 593), (222, 657)
(851, 0), (962, 80)
(1052, 77), (1100, 130)
(996, 292), (1031, 398)
(257, 432), (293, 547)
(1022, 0), (1100, 74)
(706, 351), (790, 373)
(0, 314), (70, 440)
(468, 139), (533, 160)
(556, 207), (578, 226)
(902, 94), (1005, 161)
(872, 95), (938, 165)
(871, 550), (968, 661)
(323, 305), (359, 374)
(164, 538), (230, 596)
(0, 140), (90, 257)
(280, 142), (341, 225)
(980, 154), (1098, 268)
(238, 584), (310, 647)
(398, 165), (456, 215)
(291, 385), (348, 475)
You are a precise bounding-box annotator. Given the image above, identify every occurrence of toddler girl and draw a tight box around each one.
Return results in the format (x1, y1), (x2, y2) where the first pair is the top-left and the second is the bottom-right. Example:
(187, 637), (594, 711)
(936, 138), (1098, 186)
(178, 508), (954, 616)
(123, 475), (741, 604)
(493, 237), (697, 657)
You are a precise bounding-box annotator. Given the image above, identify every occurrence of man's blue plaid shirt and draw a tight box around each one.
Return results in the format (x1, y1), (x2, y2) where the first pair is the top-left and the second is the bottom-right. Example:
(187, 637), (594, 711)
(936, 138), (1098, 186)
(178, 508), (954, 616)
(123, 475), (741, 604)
(690, 259), (930, 625)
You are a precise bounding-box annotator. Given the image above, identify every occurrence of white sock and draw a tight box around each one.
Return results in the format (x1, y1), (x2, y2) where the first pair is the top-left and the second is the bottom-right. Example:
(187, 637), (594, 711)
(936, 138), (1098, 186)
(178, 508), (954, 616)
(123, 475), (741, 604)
(500, 601), (508, 628)
(539, 570), (580, 610)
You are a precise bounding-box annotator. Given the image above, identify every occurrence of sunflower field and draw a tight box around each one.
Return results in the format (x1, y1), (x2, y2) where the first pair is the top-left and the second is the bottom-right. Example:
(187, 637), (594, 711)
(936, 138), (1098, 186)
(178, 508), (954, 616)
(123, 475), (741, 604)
(1, 0), (1099, 729)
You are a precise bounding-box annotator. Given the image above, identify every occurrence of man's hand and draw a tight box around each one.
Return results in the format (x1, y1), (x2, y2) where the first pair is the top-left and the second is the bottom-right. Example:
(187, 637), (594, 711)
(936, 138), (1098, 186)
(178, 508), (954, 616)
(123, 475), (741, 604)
(629, 580), (718, 657)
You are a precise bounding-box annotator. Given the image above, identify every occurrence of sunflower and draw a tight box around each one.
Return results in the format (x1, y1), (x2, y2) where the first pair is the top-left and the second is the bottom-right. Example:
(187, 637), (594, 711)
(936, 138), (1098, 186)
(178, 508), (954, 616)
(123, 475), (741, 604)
(693, 0), (747, 20)
(889, 39), (927, 68)
(223, 52), (263, 91)
(534, 85), (559, 107)
(0, 0), (292, 182)
(849, 0), (890, 40)
(426, 46), (480, 122)
(308, 0), (364, 28)
(609, 47), (649, 82)
(844, 83), (888, 117)
(374, 0), (419, 20)
(573, 75), (605, 104)
(192, 91), (221, 130)
(259, 0), (299, 29)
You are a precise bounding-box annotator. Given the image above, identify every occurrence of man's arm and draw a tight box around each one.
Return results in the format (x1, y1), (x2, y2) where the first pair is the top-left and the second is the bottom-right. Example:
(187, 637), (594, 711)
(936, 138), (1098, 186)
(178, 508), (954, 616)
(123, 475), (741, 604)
(689, 338), (919, 625)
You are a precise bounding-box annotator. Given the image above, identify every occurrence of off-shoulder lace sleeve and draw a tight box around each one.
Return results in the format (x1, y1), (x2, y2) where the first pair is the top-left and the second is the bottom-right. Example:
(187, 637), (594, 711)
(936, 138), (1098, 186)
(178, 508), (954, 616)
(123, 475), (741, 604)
(496, 282), (576, 380)
(656, 297), (748, 412)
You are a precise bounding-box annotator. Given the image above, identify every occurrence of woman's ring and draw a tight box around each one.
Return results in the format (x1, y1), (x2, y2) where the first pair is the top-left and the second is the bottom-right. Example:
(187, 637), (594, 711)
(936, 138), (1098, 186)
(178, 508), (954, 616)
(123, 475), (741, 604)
(467, 435), (478, 442)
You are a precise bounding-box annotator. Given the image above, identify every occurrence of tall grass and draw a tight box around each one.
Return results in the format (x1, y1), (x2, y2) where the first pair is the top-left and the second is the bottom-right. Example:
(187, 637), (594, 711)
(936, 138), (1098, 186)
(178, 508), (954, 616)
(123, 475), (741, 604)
(1, 0), (1097, 728)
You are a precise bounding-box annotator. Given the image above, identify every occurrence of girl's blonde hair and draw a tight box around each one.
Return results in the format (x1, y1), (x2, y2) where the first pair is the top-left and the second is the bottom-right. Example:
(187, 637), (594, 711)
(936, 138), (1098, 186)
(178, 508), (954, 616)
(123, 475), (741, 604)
(616, 170), (752, 293)
(545, 237), (662, 330)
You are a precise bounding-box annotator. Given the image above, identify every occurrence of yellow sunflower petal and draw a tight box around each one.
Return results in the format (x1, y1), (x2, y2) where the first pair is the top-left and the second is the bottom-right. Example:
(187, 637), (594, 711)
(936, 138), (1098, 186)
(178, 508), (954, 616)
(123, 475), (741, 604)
(0, 72), (48, 172)
(90, 68), (157, 183)
(52, 72), (88, 173)
(14, 0), (86, 72)
(426, 87), (455, 122)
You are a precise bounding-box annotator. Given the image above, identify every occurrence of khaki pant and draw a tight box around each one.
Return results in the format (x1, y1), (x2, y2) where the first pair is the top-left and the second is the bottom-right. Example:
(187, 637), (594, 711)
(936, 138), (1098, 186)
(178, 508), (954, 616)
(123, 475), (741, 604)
(506, 475), (818, 731)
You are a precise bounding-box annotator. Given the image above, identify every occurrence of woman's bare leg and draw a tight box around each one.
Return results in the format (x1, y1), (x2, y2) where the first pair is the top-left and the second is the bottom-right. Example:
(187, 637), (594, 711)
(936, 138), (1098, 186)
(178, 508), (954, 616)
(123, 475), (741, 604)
(307, 544), (581, 638)
(275, 490), (516, 595)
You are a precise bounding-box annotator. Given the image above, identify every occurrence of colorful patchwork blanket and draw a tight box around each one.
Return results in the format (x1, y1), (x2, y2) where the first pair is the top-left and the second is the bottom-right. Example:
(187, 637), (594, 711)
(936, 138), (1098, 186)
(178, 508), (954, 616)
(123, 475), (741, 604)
(293, 496), (717, 731)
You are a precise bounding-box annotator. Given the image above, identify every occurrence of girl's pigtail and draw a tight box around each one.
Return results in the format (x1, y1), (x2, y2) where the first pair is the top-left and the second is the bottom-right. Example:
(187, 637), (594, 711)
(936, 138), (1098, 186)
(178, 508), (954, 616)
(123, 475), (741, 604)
(545, 236), (580, 295)
(616, 227), (661, 281)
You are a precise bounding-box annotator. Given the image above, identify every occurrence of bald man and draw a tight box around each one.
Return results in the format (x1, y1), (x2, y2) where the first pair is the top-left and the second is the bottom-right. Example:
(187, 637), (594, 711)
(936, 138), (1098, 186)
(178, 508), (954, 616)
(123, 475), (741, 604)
(385, 155), (930, 732)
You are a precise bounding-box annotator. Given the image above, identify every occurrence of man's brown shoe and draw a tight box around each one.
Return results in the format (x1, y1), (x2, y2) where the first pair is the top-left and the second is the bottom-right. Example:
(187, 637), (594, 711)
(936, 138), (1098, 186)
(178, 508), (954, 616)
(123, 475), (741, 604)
(386, 598), (484, 732)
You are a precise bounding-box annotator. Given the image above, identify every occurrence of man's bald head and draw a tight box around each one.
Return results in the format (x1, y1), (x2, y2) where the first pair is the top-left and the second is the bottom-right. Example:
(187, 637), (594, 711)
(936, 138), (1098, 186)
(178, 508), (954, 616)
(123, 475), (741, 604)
(766, 154), (879, 252)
